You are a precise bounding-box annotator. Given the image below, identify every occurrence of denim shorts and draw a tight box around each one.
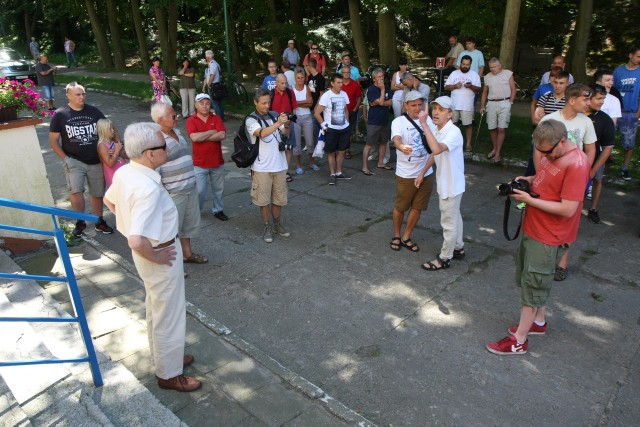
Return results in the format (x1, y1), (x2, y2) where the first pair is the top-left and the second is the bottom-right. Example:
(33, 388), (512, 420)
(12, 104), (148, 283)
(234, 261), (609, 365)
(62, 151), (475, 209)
(41, 85), (55, 101)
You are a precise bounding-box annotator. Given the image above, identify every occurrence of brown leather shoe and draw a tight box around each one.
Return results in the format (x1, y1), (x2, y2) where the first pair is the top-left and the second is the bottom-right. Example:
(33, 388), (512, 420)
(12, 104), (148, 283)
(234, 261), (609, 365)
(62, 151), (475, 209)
(183, 354), (194, 367)
(157, 374), (202, 392)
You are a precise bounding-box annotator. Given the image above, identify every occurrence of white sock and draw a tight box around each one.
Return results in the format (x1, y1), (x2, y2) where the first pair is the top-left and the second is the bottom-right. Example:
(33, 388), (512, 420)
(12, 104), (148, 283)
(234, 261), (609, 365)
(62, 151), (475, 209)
(534, 320), (546, 327)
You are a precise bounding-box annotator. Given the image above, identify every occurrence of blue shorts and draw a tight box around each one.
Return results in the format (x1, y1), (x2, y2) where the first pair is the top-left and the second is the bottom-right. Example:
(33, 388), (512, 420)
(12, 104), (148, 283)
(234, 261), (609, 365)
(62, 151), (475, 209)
(324, 127), (350, 153)
(41, 85), (55, 101)
(619, 112), (638, 150)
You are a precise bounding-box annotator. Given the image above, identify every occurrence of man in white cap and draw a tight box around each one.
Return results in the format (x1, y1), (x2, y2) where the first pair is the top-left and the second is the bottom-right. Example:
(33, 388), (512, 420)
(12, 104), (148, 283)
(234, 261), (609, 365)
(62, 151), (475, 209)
(389, 90), (435, 253)
(282, 40), (300, 66)
(418, 96), (466, 271)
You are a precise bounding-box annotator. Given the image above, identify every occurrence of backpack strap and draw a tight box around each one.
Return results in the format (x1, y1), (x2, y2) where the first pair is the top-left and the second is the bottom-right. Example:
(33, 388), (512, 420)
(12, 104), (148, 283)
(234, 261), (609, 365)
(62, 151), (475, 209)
(402, 113), (432, 154)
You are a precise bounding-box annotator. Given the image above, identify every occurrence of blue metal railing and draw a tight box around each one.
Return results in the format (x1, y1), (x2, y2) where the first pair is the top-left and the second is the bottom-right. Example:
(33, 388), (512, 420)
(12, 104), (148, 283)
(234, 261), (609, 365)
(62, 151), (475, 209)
(0, 197), (103, 387)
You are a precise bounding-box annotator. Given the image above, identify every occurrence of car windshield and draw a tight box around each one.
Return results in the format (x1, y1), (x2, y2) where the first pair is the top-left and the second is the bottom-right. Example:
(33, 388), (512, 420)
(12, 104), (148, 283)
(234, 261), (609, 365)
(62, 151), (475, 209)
(0, 50), (24, 62)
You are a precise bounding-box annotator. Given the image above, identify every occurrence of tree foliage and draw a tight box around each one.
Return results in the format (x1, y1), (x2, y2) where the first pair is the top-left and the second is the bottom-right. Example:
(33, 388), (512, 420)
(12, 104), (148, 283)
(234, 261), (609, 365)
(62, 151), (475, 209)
(0, 0), (637, 80)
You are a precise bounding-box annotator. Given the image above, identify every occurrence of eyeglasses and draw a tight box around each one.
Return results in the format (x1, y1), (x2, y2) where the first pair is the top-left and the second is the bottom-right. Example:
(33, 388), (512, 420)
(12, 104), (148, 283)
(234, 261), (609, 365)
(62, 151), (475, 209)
(144, 143), (167, 153)
(534, 138), (562, 155)
(581, 90), (592, 97)
(311, 47), (318, 50)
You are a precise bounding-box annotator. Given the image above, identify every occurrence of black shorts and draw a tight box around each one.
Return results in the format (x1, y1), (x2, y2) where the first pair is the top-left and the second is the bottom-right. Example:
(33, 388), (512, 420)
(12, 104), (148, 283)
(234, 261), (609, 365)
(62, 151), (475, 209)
(324, 127), (351, 153)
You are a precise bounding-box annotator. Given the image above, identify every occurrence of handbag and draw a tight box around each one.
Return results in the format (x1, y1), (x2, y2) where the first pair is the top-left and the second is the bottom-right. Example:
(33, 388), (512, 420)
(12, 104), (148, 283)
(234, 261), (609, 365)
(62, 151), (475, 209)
(210, 82), (228, 99)
(160, 94), (172, 106)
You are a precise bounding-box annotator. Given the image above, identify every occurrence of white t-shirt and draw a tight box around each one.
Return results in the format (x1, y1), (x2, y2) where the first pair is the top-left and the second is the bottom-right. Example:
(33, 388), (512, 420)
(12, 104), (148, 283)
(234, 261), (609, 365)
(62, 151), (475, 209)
(391, 115), (434, 179)
(541, 111), (596, 150)
(445, 70), (481, 112)
(318, 90), (350, 130)
(284, 70), (295, 88)
(432, 120), (465, 199)
(601, 93), (622, 119)
(246, 112), (288, 172)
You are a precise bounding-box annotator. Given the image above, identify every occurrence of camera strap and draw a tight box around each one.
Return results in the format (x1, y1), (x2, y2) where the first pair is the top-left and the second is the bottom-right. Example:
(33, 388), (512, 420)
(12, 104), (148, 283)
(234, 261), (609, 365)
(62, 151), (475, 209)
(503, 197), (524, 241)
(402, 113), (432, 154)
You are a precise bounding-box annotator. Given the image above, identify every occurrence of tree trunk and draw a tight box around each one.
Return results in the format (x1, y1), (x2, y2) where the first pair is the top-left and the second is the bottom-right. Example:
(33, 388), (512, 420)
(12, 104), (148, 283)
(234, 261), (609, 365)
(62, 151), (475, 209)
(265, 0), (281, 60)
(246, 22), (259, 76)
(568, 0), (593, 82)
(228, 9), (242, 73)
(290, 0), (303, 54)
(155, 8), (169, 63)
(130, 0), (150, 71)
(498, 0), (521, 71)
(348, 0), (370, 70)
(105, 0), (126, 70)
(84, 0), (114, 68)
(166, 2), (178, 72)
(378, 11), (396, 67)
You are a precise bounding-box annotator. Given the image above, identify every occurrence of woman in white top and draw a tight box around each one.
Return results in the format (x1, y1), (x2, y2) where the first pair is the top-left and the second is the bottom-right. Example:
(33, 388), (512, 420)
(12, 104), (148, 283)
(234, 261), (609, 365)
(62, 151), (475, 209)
(292, 68), (319, 172)
(391, 58), (409, 118)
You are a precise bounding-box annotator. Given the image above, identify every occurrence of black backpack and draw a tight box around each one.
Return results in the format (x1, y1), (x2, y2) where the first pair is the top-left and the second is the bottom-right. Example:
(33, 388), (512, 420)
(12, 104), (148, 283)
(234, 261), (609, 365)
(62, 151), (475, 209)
(231, 113), (278, 168)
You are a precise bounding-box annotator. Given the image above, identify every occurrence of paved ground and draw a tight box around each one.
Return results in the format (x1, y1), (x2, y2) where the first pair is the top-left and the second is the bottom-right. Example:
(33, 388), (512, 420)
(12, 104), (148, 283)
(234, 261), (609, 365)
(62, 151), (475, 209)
(4, 84), (640, 425)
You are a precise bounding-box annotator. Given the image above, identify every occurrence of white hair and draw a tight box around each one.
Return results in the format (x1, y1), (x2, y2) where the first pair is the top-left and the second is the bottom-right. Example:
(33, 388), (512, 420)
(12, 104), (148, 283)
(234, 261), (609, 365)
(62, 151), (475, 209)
(150, 102), (173, 124)
(124, 122), (162, 159)
(205, 50), (214, 59)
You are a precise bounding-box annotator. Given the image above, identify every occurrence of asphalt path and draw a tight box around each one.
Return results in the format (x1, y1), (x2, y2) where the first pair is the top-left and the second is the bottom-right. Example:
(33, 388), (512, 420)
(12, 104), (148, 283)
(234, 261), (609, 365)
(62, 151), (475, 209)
(34, 89), (640, 426)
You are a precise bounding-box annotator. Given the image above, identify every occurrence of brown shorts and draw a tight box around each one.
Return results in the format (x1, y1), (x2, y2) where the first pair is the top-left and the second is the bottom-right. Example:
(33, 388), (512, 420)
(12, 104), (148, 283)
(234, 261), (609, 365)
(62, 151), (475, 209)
(394, 174), (434, 212)
(251, 171), (288, 207)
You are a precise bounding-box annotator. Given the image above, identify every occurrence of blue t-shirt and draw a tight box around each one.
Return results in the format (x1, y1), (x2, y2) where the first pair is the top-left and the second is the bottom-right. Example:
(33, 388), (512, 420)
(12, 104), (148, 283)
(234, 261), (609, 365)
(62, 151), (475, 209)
(456, 50), (485, 74)
(533, 83), (553, 101)
(366, 85), (391, 126)
(613, 65), (640, 112)
(261, 75), (277, 91)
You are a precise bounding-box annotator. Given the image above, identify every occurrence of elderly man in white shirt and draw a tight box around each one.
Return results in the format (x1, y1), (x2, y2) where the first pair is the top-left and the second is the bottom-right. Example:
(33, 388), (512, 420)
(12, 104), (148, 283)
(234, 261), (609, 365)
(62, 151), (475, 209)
(104, 122), (201, 393)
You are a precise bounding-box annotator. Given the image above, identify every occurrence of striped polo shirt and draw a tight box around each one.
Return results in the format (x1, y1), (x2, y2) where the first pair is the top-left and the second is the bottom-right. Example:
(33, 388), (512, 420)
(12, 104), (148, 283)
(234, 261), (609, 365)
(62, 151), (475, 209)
(156, 128), (196, 194)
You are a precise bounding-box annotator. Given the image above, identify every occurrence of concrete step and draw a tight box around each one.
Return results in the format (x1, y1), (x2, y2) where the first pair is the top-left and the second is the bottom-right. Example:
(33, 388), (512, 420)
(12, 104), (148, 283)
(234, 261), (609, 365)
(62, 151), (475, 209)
(0, 252), (181, 426)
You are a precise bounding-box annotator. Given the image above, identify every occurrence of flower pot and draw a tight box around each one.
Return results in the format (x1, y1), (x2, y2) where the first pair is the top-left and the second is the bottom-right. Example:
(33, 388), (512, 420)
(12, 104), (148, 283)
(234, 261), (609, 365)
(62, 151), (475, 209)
(0, 106), (18, 122)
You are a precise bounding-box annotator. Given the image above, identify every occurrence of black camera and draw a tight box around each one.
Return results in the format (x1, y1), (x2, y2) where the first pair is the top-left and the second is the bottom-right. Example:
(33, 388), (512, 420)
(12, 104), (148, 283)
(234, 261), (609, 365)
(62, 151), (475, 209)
(285, 113), (297, 123)
(498, 179), (539, 198)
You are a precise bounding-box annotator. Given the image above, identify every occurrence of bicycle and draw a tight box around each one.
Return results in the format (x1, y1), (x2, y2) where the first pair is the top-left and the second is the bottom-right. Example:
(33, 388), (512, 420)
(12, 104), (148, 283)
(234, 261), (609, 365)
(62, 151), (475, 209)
(514, 74), (539, 100)
(221, 71), (249, 105)
(164, 75), (182, 107)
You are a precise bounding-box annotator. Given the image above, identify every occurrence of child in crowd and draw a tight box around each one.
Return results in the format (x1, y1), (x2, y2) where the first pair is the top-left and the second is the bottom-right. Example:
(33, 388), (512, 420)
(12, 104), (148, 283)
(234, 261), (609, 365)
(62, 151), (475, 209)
(97, 118), (127, 188)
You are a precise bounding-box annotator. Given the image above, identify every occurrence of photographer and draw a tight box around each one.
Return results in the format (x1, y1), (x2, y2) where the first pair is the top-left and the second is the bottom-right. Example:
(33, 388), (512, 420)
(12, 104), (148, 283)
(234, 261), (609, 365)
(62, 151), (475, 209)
(246, 88), (291, 243)
(486, 120), (590, 355)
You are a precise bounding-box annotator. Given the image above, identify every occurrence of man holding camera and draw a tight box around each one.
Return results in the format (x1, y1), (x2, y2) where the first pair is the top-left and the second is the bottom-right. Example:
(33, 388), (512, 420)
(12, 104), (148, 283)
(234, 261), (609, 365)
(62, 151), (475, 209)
(246, 88), (291, 243)
(486, 119), (590, 355)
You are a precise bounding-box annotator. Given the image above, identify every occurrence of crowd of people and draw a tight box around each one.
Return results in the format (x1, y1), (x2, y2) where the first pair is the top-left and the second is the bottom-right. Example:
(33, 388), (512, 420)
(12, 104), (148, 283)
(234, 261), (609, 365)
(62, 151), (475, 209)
(43, 37), (640, 390)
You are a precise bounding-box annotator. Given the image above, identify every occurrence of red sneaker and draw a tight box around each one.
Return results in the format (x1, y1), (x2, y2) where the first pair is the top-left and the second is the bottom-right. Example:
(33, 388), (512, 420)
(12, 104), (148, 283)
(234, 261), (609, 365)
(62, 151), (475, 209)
(508, 322), (547, 336)
(486, 335), (528, 355)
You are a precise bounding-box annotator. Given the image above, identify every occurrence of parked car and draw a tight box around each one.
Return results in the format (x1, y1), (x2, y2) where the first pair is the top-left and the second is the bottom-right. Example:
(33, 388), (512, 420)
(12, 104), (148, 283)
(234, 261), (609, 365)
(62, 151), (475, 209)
(0, 48), (37, 83)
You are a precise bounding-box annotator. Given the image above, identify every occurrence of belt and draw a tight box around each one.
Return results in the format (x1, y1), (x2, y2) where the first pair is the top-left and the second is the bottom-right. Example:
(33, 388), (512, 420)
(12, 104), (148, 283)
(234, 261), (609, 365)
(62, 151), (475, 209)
(154, 237), (176, 249)
(488, 98), (510, 102)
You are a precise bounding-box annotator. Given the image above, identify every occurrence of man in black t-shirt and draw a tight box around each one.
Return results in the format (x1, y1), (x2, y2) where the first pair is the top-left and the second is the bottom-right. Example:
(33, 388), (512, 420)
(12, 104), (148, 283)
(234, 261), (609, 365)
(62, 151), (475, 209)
(35, 55), (56, 110)
(586, 84), (616, 224)
(306, 58), (326, 143)
(49, 82), (114, 236)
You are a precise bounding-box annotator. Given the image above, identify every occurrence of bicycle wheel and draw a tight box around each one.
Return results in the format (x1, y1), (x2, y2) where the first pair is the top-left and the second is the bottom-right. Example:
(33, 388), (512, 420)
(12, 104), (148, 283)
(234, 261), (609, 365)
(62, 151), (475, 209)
(234, 82), (248, 104)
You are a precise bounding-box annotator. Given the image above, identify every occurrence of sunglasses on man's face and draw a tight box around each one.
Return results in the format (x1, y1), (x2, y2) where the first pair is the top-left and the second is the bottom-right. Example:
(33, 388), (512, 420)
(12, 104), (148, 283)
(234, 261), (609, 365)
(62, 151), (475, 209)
(534, 138), (562, 155)
(144, 143), (167, 153)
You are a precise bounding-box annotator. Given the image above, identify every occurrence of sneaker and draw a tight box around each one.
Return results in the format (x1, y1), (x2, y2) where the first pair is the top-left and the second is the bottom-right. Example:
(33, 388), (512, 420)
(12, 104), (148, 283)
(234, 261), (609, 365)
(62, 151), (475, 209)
(621, 170), (631, 180)
(263, 224), (273, 243)
(486, 335), (528, 355)
(329, 174), (337, 185)
(508, 322), (547, 336)
(585, 185), (592, 200)
(587, 208), (600, 224)
(72, 220), (86, 237)
(295, 167), (305, 175)
(335, 172), (351, 180)
(272, 218), (290, 237)
(310, 164), (320, 171)
(94, 219), (114, 234)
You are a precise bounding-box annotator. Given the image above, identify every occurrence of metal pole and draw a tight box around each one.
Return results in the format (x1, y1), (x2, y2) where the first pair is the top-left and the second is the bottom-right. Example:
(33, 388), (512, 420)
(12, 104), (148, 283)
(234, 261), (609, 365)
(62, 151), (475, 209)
(223, 0), (232, 74)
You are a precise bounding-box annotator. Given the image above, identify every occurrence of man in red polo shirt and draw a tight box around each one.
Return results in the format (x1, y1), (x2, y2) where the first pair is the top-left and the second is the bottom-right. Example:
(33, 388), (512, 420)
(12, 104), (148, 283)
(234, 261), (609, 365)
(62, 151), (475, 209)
(185, 93), (228, 221)
(271, 74), (298, 180)
(340, 65), (362, 159)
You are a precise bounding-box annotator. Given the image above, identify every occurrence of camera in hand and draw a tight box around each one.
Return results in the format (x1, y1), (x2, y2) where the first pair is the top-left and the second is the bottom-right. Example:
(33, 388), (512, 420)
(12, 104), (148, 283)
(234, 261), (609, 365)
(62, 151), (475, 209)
(498, 179), (539, 198)
(285, 113), (297, 123)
